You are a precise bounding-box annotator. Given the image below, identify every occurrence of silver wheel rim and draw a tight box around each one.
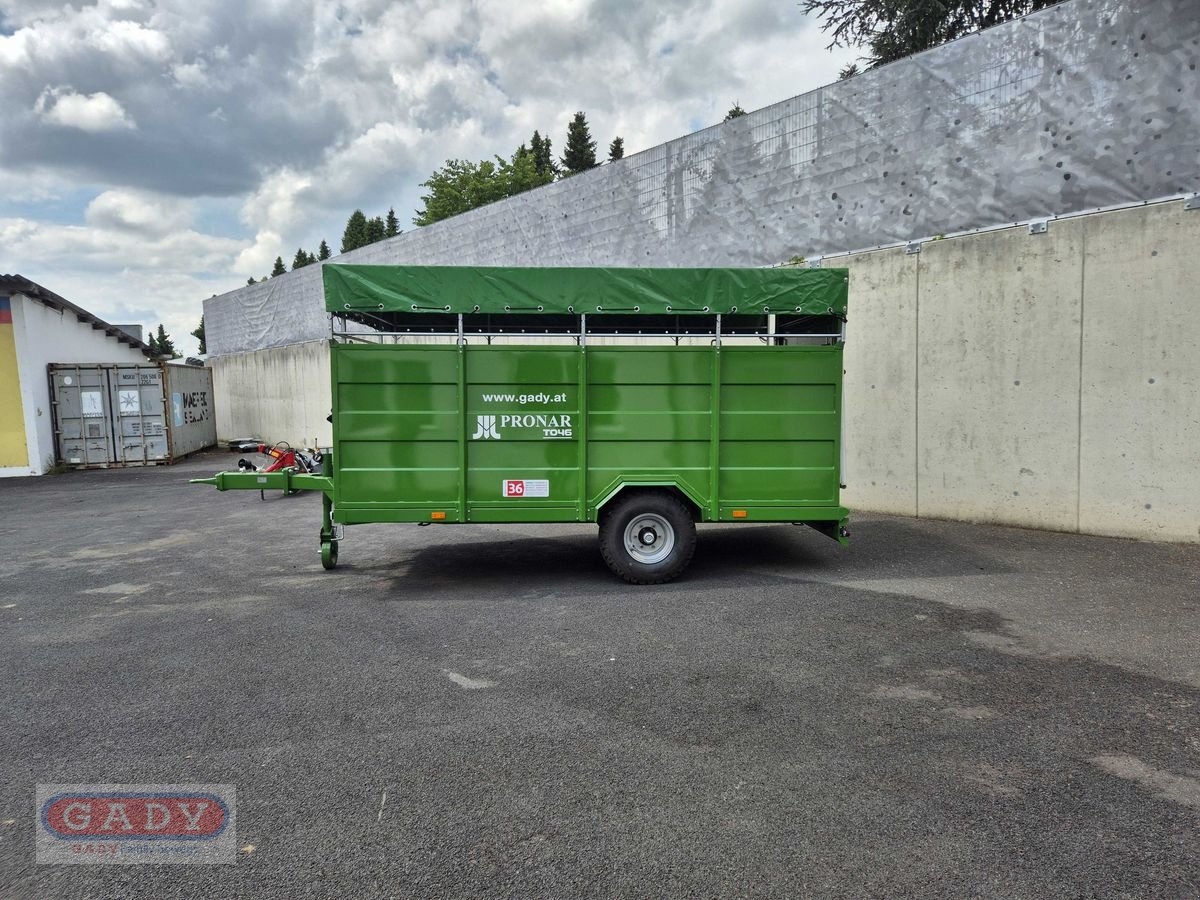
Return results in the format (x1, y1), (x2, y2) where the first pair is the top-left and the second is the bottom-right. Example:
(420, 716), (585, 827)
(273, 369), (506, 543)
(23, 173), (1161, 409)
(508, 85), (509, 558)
(623, 513), (675, 565)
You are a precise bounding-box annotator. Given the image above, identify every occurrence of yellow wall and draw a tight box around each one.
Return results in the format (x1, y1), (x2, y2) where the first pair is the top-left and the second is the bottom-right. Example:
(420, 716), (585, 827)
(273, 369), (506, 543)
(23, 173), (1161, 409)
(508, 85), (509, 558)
(0, 298), (28, 467)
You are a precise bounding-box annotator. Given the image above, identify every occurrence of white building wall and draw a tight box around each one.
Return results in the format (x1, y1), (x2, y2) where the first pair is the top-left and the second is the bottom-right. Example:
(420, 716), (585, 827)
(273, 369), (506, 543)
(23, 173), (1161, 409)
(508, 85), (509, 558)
(0, 294), (148, 477)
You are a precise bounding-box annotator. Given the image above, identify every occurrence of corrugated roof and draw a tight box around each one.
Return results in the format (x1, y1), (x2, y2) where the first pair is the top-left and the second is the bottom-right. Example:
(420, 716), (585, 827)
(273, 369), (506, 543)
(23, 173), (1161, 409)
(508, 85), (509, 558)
(0, 274), (156, 356)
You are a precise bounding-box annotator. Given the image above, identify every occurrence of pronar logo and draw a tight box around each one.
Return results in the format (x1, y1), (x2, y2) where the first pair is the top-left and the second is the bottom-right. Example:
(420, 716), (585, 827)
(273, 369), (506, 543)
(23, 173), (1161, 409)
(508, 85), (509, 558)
(471, 413), (573, 440)
(472, 415), (501, 440)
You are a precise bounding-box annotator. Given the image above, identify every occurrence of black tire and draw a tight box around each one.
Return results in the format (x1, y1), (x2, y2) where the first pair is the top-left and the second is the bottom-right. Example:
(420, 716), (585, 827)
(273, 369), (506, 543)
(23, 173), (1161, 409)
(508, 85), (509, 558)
(599, 491), (697, 584)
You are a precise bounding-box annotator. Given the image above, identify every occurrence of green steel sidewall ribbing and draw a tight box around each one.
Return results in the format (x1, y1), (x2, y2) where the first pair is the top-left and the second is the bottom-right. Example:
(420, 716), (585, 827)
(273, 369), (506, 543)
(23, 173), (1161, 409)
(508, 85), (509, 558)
(329, 342), (846, 528)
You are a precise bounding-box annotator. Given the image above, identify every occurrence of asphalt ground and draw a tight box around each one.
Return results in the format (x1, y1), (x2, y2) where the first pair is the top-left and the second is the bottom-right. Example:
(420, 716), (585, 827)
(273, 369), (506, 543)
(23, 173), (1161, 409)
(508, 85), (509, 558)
(1, 451), (1198, 899)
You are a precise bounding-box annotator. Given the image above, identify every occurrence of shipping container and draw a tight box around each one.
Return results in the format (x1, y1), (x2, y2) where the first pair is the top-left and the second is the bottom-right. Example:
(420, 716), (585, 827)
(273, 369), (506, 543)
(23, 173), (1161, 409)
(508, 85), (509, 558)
(165, 363), (217, 458)
(194, 266), (850, 583)
(50, 363), (215, 468)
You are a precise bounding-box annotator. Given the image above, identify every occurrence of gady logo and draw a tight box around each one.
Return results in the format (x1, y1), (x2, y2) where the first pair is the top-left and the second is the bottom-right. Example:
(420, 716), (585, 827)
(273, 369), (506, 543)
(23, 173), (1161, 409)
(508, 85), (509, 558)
(36, 784), (236, 865)
(42, 793), (227, 839)
(472, 414), (501, 440)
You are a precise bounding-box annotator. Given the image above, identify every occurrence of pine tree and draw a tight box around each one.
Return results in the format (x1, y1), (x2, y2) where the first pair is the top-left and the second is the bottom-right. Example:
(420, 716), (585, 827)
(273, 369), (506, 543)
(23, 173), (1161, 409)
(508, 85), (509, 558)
(341, 210), (369, 253)
(292, 248), (311, 270)
(147, 330), (159, 354)
(385, 208), (400, 237)
(191, 317), (206, 355)
(838, 63), (861, 80)
(724, 102), (747, 121)
(246, 276), (257, 285)
(560, 112), (598, 175)
(271, 256), (286, 277)
(154, 324), (177, 358)
(530, 130), (556, 179)
(608, 136), (625, 162)
(365, 216), (386, 244)
(307, 251), (318, 265)
(317, 240), (331, 261)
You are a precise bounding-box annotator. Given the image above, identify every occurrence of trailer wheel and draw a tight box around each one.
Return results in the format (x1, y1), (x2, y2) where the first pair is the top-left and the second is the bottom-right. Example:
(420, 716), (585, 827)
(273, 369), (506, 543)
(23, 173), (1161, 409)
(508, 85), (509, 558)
(599, 491), (696, 584)
(320, 539), (339, 570)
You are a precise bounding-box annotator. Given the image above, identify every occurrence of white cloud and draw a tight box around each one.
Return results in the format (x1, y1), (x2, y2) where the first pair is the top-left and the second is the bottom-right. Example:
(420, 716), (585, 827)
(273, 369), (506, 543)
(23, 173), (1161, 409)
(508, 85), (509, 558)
(36, 87), (136, 132)
(233, 229), (285, 278)
(85, 189), (193, 236)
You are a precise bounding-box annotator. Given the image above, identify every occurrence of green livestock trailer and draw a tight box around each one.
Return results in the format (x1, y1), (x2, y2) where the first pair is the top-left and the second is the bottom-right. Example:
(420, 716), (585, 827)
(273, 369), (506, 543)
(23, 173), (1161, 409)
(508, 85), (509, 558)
(194, 265), (850, 583)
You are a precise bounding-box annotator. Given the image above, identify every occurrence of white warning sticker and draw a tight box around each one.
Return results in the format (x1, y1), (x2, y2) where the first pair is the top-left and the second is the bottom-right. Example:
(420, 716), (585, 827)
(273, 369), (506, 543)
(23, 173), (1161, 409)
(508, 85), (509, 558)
(118, 390), (140, 414)
(81, 390), (103, 418)
(503, 479), (549, 498)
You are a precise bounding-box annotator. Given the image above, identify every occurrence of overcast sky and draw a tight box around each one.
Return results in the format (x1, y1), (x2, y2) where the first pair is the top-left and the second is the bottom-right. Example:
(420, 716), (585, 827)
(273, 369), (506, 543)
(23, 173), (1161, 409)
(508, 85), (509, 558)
(0, 0), (856, 355)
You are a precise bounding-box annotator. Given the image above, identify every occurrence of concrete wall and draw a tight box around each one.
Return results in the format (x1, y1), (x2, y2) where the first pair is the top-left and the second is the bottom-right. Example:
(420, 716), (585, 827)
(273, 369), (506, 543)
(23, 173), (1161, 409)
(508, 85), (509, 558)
(840, 198), (1200, 543)
(1077, 203), (1200, 540)
(1, 294), (149, 477)
(211, 340), (332, 450)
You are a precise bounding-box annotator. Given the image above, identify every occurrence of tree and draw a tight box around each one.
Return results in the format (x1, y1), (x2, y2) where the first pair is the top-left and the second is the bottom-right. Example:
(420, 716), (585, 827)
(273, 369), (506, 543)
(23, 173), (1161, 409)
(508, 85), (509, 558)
(799, 0), (1058, 67)
(153, 324), (177, 358)
(271, 256), (286, 277)
(341, 209), (369, 253)
(501, 145), (551, 196)
(724, 103), (747, 121)
(365, 215), (386, 244)
(560, 111), (598, 176)
(412, 144), (556, 226)
(292, 248), (312, 270)
(838, 63), (861, 80)
(608, 136), (625, 162)
(530, 130), (556, 179)
(415, 160), (479, 225)
(385, 208), (400, 238)
(246, 276), (257, 285)
(191, 317), (206, 355)
(413, 158), (505, 226)
(317, 239), (331, 260)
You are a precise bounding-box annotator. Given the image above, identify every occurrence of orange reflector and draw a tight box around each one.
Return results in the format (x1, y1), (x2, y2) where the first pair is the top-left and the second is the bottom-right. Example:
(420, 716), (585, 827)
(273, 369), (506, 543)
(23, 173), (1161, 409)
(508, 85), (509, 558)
(732, 509), (748, 519)
(430, 511), (446, 520)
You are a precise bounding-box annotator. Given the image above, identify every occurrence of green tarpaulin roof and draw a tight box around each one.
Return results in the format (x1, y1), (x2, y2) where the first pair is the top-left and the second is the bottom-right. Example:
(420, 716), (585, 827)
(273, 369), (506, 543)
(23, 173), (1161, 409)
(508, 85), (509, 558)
(323, 265), (848, 317)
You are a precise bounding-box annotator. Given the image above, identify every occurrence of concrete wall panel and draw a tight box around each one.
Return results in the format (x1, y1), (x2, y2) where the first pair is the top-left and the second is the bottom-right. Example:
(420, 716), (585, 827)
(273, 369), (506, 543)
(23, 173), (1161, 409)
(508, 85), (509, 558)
(1078, 204), (1200, 541)
(841, 248), (919, 516)
(211, 341), (332, 449)
(915, 221), (1085, 531)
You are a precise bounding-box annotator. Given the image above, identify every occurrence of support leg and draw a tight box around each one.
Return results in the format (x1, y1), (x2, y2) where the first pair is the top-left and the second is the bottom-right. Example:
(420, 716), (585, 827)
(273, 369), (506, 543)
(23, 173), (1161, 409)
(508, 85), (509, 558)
(320, 492), (339, 569)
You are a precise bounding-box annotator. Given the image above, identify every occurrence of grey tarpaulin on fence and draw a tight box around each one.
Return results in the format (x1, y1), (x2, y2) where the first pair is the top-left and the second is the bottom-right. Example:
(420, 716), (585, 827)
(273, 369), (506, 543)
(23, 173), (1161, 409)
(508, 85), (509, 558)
(206, 0), (1200, 356)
